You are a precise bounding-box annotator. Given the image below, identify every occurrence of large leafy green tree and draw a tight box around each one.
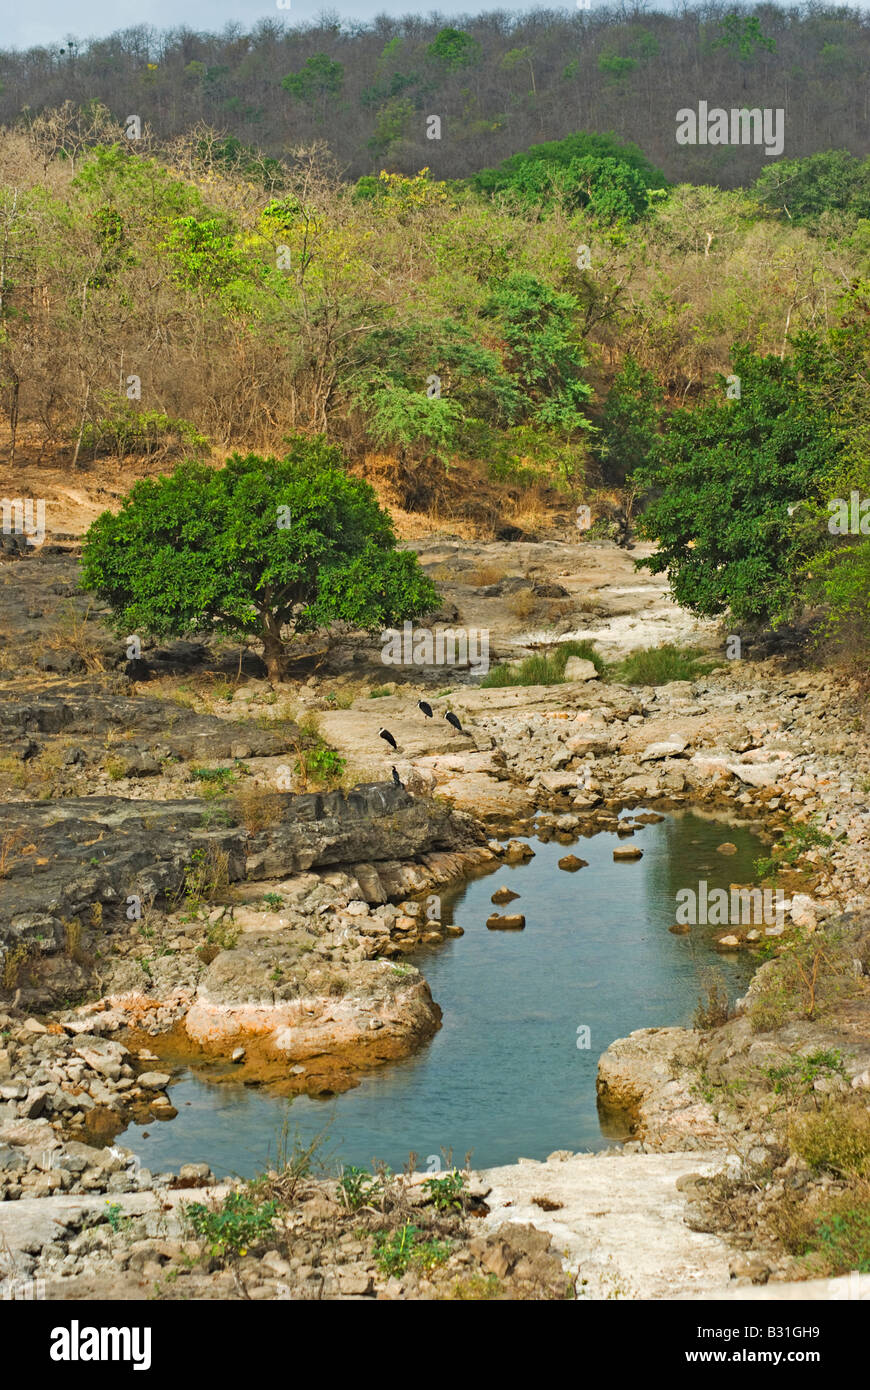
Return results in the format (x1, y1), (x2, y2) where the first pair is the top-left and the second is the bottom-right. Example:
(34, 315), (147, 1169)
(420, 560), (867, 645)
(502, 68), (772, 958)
(81, 437), (438, 679)
(751, 151), (870, 231)
(470, 132), (668, 222)
(484, 274), (592, 433)
(635, 346), (839, 627)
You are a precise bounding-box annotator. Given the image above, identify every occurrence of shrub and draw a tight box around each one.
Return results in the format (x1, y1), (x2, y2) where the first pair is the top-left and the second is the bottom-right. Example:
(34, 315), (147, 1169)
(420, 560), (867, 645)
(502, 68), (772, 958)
(609, 643), (716, 685)
(184, 1189), (278, 1257)
(790, 1103), (870, 1179)
(372, 1223), (452, 1277)
(423, 1170), (467, 1212)
(481, 639), (604, 687)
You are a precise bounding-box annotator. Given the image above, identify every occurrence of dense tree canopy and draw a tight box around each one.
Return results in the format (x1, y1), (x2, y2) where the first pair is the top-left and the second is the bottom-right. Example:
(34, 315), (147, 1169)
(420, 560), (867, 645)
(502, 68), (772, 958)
(80, 438), (439, 678)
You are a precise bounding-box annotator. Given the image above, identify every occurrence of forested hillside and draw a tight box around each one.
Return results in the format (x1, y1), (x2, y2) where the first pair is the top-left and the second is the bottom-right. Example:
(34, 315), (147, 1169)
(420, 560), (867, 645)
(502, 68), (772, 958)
(2, 6), (870, 185)
(1, 9), (869, 667)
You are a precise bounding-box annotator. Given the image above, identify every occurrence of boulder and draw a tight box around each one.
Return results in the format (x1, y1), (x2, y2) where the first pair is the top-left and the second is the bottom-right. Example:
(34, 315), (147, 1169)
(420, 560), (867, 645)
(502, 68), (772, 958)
(486, 914), (526, 930)
(563, 657), (599, 682)
(557, 855), (588, 872)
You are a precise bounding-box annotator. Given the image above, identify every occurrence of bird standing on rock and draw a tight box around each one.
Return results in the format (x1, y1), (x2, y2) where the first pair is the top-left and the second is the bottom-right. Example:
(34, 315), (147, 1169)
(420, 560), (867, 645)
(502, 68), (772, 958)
(391, 766), (404, 788)
(445, 710), (464, 734)
(418, 700), (433, 718)
(379, 727), (398, 750)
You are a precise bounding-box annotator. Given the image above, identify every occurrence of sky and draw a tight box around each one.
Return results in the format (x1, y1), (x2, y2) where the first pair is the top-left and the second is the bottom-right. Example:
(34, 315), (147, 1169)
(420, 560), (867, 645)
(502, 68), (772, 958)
(7, 1), (659, 52)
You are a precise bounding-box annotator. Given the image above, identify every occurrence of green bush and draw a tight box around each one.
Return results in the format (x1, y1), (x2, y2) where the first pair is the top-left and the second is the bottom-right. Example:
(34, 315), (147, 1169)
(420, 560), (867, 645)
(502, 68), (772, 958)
(481, 639), (605, 687)
(372, 1223), (452, 1277)
(790, 1103), (870, 1179)
(422, 1170), (467, 1212)
(609, 643), (716, 685)
(78, 408), (209, 460)
(184, 1189), (278, 1256)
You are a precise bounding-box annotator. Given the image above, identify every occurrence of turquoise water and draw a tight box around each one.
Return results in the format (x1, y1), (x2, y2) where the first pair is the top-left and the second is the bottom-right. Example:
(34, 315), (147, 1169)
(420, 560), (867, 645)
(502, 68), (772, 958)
(119, 810), (763, 1178)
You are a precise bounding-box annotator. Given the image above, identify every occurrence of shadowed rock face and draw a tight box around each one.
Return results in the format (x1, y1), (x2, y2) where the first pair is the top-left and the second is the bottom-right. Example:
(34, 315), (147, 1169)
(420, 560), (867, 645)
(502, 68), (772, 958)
(0, 689), (295, 762)
(0, 784), (482, 983)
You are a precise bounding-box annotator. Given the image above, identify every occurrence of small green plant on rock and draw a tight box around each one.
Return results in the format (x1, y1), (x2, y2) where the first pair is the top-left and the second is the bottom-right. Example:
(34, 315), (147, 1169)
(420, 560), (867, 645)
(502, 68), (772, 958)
(763, 1049), (847, 1107)
(184, 1189), (278, 1258)
(338, 1165), (383, 1212)
(423, 1169), (467, 1212)
(372, 1223), (451, 1277)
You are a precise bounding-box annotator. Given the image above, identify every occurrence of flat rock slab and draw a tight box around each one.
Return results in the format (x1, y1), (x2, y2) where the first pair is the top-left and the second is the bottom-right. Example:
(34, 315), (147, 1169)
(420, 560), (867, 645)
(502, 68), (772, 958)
(477, 1150), (868, 1301)
(477, 1150), (738, 1299)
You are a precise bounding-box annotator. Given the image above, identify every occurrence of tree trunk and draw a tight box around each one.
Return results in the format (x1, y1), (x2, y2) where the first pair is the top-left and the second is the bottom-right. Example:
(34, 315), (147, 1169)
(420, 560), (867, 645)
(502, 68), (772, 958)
(261, 612), (288, 682)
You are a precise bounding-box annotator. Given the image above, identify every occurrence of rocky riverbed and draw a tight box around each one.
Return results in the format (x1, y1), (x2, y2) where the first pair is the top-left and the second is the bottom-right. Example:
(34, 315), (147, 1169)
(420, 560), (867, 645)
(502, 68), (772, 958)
(1, 522), (869, 1299)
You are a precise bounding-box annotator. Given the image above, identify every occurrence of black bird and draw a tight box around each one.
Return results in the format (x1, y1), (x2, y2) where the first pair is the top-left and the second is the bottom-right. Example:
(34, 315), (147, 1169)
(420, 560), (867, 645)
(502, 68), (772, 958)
(124, 658), (149, 682)
(379, 727), (398, 750)
(445, 710), (463, 734)
(391, 766), (404, 788)
(418, 700), (433, 718)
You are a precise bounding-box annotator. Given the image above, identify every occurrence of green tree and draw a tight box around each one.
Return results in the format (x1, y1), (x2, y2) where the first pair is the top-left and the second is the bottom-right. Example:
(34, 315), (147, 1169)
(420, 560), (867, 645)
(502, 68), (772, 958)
(80, 437), (438, 679)
(713, 14), (776, 62)
(751, 152), (870, 231)
(635, 346), (838, 627)
(484, 274), (592, 433)
(281, 54), (344, 109)
(593, 357), (662, 483)
(425, 28), (481, 72)
(470, 132), (667, 222)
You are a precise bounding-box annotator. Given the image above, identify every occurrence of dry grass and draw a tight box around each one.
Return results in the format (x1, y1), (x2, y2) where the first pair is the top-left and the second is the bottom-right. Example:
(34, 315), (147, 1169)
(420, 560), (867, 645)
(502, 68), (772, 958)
(467, 563), (507, 587)
(42, 602), (107, 672)
(1, 941), (31, 990)
(0, 828), (25, 878)
(233, 785), (283, 834)
(506, 589), (540, 621)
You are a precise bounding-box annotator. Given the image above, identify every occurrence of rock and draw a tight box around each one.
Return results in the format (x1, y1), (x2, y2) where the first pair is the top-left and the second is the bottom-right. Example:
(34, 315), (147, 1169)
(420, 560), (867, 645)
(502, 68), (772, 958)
(669, 923), (690, 935)
(491, 887), (520, 904)
(613, 847), (643, 861)
(337, 1268), (374, 1297)
(727, 763), (781, 789)
(179, 1163), (212, 1181)
(503, 840), (534, 863)
(716, 842), (737, 855)
(558, 855), (588, 872)
(539, 770), (579, 794)
(789, 894), (818, 929)
(486, 914), (526, 930)
(136, 1071), (172, 1090)
(639, 738), (688, 762)
(563, 658), (599, 682)
(716, 934), (741, 949)
(231, 1047), (246, 1063)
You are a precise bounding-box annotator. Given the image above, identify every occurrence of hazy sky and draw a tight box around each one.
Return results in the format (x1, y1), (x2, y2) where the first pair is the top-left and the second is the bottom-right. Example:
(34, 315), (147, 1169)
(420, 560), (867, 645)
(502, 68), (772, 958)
(8, 1), (577, 52)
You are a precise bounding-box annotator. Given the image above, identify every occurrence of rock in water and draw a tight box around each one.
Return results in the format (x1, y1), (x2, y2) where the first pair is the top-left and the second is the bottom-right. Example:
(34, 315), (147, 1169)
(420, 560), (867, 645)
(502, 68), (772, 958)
(613, 847), (643, 861)
(717, 842), (738, 855)
(486, 913), (526, 930)
(491, 886), (520, 904)
(557, 855), (588, 872)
